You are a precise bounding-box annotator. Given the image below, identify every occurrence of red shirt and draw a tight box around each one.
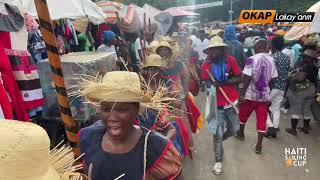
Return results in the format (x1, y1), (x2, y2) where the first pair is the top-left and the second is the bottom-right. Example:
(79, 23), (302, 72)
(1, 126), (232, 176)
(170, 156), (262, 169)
(201, 55), (241, 107)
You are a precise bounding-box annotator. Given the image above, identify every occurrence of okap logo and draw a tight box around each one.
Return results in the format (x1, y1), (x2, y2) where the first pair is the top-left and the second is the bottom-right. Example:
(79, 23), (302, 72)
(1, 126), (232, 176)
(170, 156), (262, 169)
(239, 10), (315, 24)
(238, 10), (276, 24)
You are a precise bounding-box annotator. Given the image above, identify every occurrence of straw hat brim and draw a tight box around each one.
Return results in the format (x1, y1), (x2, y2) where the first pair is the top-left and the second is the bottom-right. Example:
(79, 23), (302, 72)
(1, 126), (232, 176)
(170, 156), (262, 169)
(86, 88), (152, 104)
(7, 166), (60, 180)
(203, 43), (228, 54)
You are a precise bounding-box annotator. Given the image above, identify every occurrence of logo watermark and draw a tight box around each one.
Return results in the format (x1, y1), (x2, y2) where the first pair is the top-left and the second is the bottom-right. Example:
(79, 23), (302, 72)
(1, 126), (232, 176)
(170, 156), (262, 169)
(238, 10), (315, 24)
(285, 147), (307, 167)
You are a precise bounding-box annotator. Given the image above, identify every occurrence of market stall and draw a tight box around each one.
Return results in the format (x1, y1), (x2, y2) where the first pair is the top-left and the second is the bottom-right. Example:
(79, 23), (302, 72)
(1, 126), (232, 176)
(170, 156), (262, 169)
(21, 0), (106, 25)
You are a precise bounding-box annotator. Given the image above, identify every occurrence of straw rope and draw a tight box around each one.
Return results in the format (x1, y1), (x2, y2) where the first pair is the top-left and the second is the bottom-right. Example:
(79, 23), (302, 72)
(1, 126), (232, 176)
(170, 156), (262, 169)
(143, 130), (151, 180)
(49, 141), (85, 180)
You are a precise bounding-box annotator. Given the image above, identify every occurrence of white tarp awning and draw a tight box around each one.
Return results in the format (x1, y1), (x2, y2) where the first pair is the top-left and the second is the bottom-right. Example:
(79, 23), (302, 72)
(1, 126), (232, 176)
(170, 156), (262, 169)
(285, 1), (320, 41)
(20, 0), (106, 25)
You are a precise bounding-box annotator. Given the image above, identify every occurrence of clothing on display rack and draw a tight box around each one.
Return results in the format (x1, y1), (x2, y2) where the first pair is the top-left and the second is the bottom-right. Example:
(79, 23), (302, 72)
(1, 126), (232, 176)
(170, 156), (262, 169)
(25, 12), (48, 63)
(0, 6), (44, 121)
(0, 72), (12, 119)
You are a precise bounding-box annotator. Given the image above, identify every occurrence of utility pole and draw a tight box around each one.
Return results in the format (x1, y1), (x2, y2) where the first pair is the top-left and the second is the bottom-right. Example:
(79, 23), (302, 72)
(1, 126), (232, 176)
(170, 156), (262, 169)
(251, 0), (254, 10)
(229, 0), (233, 22)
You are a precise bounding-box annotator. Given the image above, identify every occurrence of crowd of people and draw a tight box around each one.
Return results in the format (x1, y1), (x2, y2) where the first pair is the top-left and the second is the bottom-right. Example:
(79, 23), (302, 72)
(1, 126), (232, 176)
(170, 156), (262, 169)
(2, 20), (320, 180)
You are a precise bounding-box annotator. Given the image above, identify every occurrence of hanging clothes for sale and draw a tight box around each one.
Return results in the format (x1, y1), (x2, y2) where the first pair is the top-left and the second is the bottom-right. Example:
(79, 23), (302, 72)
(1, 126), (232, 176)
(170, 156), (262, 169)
(0, 3), (29, 121)
(1, 4), (44, 119)
(25, 12), (48, 63)
(54, 19), (79, 54)
(0, 72), (12, 119)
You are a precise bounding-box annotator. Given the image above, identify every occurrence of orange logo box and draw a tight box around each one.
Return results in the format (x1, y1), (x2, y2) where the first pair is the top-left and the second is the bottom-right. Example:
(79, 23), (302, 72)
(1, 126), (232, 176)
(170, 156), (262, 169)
(238, 10), (277, 24)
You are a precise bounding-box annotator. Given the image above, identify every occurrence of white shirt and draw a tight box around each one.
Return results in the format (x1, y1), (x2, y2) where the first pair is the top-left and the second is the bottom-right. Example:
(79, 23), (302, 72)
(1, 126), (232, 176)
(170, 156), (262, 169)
(282, 48), (296, 68)
(97, 44), (116, 54)
(189, 35), (198, 49)
(135, 37), (149, 62)
(195, 38), (209, 61)
(243, 53), (278, 102)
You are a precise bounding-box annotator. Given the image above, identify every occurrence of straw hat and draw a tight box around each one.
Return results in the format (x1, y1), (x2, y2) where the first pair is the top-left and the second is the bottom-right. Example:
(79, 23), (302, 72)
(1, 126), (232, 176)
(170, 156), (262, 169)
(0, 120), (84, 180)
(142, 54), (166, 68)
(73, 71), (176, 111)
(203, 36), (228, 54)
(148, 41), (160, 53)
(156, 41), (172, 51)
(210, 29), (223, 36)
(159, 36), (173, 43)
(274, 30), (286, 36)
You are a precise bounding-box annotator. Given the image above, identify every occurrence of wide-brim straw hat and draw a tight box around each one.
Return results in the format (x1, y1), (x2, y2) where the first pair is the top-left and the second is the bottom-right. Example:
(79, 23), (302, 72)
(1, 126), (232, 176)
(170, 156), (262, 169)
(210, 29), (223, 36)
(203, 36), (228, 54)
(0, 120), (85, 180)
(156, 41), (172, 52)
(142, 54), (166, 68)
(73, 71), (176, 111)
(148, 41), (160, 53)
(159, 36), (173, 43)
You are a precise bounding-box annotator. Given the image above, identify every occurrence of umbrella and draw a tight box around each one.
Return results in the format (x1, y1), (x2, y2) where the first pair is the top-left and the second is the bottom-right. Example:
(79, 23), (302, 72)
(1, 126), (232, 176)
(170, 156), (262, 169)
(20, 0), (106, 25)
(96, 0), (135, 24)
(165, 7), (200, 17)
(131, 4), (173, 38)
(285, 1), (320, 41)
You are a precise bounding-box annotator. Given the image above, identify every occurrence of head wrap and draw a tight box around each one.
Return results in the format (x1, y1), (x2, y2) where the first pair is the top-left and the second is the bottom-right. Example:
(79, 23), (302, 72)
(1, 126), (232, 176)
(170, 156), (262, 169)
(224, 25), (237, 45)
(102, 31), (116, 42)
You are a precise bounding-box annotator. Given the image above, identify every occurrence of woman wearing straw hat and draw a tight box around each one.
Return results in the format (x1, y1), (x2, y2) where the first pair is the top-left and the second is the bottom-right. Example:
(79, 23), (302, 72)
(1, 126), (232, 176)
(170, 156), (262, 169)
(201, 36), (242, 175)
(156, 40), (194, 147)
(77, 71), (182, 180)
(139, 54), (177, 140)
(0, 120), (86, 180)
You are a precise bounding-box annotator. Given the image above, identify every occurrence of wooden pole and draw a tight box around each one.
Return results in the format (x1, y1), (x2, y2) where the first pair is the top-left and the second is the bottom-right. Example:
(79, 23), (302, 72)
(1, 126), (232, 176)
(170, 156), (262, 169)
(115, 12), (133, 70)
(34, 0), (80, 155)
(206, 70), (239, 114)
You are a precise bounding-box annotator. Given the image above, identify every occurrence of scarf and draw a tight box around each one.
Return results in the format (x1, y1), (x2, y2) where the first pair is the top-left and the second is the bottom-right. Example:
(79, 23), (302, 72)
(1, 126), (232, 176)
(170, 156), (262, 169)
(211, 57), (227, 82)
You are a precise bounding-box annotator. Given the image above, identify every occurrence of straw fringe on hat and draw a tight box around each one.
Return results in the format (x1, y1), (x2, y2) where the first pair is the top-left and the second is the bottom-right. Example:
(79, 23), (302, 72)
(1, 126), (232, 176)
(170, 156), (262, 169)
(203, 36), (228, 54)
(157, 41), (172, 50)
(148, 41), (160, 54)
(142, 54), (166, 68)
(72, 71), (177, 111)
(0, 120), (85, 180)
(159, 36), (173, 43)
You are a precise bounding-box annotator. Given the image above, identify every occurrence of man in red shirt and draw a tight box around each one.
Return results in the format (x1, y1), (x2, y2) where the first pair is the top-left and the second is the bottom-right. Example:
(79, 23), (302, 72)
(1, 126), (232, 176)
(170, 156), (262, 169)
(201, 36), (242, 175)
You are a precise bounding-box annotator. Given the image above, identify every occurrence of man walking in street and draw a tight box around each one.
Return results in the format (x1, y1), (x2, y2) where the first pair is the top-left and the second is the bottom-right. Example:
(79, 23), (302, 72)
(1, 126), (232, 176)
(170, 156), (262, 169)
(265, 36), (290, 138)
(237, 39), (278, 154)
(201, 36), (242, 175)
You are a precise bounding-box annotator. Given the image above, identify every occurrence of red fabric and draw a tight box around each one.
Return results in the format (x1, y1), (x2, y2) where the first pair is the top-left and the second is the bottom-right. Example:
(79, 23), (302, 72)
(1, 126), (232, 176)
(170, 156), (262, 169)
(239, 100), (268, 132)
(24, 98), (44, 111)
(146, 140), (172, 175)
(175, 117), (191, 159)
(0, 32), (11, 49)
(0, 32), (29, 121)
(201, 55), (241, 107)
(0, 80), (13, 119)
(186, 94), (201, 133)
(95, 24), (110, 46)
(188, 79), (199, 96)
